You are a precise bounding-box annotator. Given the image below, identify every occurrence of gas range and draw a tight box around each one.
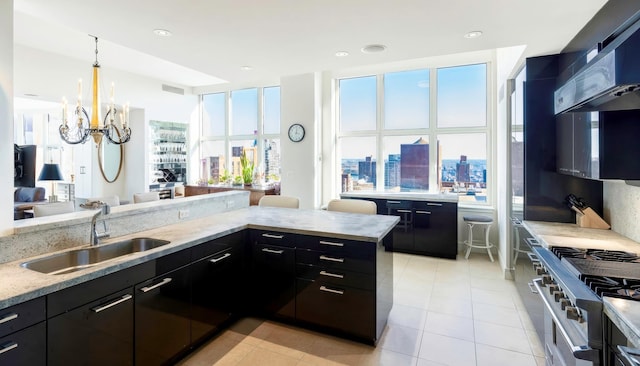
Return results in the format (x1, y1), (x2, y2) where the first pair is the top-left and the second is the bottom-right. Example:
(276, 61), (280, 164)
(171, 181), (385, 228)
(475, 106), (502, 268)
(551, 247), (640, 302)
(532, 245), (640, 366)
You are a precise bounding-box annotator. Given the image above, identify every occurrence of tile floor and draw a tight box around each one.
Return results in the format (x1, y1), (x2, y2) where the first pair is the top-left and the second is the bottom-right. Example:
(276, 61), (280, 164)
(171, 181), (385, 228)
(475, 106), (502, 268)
(178, 252), (545, 366)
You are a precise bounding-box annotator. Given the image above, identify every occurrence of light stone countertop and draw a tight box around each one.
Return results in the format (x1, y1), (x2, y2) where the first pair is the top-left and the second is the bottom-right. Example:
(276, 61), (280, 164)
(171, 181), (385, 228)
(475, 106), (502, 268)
(522, 220), (640, 253)
(340, 191), (459, 203)
(0, 206), (398, 310)
(523, 220), (640, 348)
(604, 297), (640, 348)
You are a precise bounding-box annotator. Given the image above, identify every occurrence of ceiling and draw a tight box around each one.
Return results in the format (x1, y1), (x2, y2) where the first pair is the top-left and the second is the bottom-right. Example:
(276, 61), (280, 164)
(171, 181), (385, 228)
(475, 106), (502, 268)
(13, 0), (608, 89)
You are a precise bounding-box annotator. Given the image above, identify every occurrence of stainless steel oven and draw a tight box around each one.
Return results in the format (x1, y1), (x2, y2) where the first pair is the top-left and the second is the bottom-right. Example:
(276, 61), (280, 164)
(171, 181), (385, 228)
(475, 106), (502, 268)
(533, 246), (640, 366)
(533, 247), (603, 366)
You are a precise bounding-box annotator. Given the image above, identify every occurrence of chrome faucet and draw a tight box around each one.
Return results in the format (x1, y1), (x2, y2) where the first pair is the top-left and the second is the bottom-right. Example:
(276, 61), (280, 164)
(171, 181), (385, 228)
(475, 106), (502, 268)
(90, 202), (111, 245)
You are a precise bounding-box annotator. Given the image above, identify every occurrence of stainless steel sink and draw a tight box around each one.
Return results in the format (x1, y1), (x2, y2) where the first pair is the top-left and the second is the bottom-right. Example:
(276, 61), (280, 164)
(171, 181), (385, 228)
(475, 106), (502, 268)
(21, 238), (171, 275)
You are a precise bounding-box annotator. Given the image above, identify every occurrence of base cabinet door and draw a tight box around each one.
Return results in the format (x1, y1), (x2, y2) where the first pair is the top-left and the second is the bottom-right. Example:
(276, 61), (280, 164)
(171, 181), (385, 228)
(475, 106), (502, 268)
(251, 243), (296, 319)
(296, 279), (374, 339)
(191, 246), (240, 344)
(413, 202), (457, 258)
(48, 288), (134, 366)
(135, 265), (191, 366)
(0, 322), (46, 365)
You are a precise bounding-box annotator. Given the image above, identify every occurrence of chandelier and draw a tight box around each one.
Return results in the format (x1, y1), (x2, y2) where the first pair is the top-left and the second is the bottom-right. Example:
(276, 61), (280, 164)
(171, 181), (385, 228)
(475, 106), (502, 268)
(59, 36), (131, 145)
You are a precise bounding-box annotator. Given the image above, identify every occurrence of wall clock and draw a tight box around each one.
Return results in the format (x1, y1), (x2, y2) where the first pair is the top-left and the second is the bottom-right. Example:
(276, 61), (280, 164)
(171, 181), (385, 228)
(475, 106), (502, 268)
(288, 123), (305, 142)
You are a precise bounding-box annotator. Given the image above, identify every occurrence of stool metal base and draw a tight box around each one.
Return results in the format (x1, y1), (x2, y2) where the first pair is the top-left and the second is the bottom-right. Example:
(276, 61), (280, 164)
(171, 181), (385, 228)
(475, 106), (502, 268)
(463, 220), (494, 262)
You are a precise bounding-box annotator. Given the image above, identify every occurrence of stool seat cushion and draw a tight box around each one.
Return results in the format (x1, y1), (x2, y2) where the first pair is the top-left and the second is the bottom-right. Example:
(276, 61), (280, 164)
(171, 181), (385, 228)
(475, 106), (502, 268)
(463, 215), (493, 223)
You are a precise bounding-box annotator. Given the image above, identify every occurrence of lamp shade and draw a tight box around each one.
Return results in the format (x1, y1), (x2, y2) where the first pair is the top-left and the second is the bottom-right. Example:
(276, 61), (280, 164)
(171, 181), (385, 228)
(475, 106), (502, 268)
(38, 163), (64, 181)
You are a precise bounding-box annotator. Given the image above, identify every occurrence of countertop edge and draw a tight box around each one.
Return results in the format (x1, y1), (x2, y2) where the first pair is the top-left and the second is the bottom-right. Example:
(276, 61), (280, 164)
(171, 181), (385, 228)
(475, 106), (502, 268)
(603, 297), (640, 348)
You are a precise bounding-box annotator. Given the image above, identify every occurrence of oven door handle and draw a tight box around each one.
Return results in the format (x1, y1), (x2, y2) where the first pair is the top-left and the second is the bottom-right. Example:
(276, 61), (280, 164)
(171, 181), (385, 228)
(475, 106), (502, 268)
(618, 346), (640, 366)
(532, 278), (600, 361)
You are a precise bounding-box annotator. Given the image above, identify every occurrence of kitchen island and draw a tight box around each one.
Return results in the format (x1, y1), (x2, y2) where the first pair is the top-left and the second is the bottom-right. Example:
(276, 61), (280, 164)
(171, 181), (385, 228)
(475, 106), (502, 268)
(0, 203), (398, 364)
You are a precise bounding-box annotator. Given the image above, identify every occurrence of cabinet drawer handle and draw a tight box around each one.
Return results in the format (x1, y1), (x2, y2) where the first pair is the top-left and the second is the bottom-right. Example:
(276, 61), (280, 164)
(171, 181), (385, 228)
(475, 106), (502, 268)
(262, 233), (284, 239)
(320, 270), (344, 279)
(386, 200), (401, 204)
(319, 286), (344, 295)
(0, 313), (18, 325)
(0, 342), (18, 355)
(427, 202), (443, 206)
(210, 252), (231, 263)
(397, 209), (411, 213)
(415, 210), (431, 214)
(140, 278), (173, 293)
(319, 255), (344, 263)
(319, 240), (344, 247)
(92, 294), (133, 313)
(262, 248), (284, 255)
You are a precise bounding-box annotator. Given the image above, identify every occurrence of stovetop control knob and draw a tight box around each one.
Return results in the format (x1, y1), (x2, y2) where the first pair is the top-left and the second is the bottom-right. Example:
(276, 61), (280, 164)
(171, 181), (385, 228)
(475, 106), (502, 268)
(566, 306), (582, 322)
(548, 284), (559, 295)
(553, 290), (565, 302)
(542, 275), (552, 285)
(559, 298), (571, 310)
(533, 263), (546, 275)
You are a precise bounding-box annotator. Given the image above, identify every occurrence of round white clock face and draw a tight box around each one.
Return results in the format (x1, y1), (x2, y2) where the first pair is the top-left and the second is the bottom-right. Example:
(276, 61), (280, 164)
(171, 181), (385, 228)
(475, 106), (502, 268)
(288, 123), (305, 142)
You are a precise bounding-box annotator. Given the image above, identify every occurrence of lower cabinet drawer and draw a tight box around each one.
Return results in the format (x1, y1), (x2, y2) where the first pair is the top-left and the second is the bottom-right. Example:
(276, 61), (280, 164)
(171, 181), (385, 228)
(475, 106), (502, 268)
(296, 279), (374, 339)
(296, 249), (374, 274)
(0, 322), (46, 366)
(296, 264), (374, 290)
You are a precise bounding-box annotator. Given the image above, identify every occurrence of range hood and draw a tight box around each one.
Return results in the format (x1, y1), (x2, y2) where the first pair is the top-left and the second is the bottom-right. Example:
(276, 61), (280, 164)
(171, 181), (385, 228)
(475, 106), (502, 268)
(554, 20), (640, 114)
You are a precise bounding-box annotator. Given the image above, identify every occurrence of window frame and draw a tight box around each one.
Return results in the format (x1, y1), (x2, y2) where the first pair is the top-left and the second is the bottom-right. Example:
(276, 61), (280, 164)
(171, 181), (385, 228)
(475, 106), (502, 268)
(335, 61), (493, 206)
(199, 86), (281, 182)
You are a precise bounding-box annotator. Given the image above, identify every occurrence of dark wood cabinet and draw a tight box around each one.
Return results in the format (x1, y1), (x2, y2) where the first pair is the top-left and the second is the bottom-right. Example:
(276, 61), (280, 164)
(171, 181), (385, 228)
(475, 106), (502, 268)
(384, 200), (414, 251)
(377, 198), (457, 258)
(295, 235), (376, 340)
(47, 263), (152, 366)
(135, 262), (191, 365)
(249, 230), (296, 319)
(191, 231), (245, 345)
(0, 298), (46, 366)
(413, 201), (458, 259)
(48, 287), (135, 366)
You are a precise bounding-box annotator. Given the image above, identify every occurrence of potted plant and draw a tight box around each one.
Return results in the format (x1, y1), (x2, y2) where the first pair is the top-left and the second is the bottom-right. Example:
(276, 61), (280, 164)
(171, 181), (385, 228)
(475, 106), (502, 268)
(240, 150), (254, 186)
(219, 168), (231, 185)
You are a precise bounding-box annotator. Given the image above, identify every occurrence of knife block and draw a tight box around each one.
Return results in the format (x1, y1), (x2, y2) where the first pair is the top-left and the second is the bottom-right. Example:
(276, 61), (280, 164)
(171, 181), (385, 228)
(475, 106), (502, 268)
(576, 207), (611, 230)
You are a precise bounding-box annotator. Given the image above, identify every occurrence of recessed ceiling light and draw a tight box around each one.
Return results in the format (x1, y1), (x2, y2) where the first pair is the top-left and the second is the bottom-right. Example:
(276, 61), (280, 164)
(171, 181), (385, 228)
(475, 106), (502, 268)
(153, 29), (172, 37)
(24, 93), (39, 97)
(240, 66), (253, 71)
(464, 31), (483, 39)
(335, 51), (349, 57)
(361, 44), (387, 54)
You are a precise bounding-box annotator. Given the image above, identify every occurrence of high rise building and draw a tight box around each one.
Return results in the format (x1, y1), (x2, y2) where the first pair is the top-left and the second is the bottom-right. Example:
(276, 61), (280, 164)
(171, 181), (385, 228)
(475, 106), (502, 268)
(358, 156), (376, 183)
(385, 154), (401, 188)
(400, 138), (429, 190)
(456, 155), (470, 184)
(264, 139), (281, 179)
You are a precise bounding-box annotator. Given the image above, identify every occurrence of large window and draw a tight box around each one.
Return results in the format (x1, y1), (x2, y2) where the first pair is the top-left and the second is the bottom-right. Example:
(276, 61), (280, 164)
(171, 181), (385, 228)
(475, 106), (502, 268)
(200, 87), (281, 185)
(337, 63), (491, 204)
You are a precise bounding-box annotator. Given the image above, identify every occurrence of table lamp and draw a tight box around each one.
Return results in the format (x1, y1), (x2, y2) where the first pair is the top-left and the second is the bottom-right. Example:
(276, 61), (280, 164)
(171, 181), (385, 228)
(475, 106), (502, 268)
(38, 163), (64, 202)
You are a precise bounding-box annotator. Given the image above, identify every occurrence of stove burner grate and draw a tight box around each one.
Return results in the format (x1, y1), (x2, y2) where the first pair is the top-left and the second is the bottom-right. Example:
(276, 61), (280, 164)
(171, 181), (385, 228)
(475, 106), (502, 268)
(582, 275), (640, 301)
(551, 246), (640, 262)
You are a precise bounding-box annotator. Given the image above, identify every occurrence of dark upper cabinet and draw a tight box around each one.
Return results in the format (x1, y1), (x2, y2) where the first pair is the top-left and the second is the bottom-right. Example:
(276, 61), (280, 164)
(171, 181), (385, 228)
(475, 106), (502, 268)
(556, 109), (640, 180)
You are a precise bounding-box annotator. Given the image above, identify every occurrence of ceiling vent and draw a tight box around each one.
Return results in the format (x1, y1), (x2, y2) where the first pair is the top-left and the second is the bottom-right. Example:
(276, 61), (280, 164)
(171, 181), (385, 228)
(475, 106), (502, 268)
(162, 84), (184, 95)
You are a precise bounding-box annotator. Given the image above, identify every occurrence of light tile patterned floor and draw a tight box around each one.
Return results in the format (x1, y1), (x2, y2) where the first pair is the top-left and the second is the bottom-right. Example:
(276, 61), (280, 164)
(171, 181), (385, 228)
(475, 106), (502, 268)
(178, 252), (545, 366)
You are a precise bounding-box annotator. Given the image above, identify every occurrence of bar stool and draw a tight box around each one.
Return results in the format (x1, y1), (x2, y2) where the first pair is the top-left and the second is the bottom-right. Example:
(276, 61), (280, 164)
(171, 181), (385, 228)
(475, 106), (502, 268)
(463, 215), (494, 262)
(511, 217), (530, 265)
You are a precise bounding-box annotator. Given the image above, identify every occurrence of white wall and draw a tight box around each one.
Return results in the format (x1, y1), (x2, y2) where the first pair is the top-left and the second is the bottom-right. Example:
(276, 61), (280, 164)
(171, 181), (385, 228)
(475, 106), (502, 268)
(604, 181), (640, 242)
(280, 73), (322, 209)
(13, 45), (199, 204)
(495, 45), (526, 277)
(0, 0), (13, 233)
